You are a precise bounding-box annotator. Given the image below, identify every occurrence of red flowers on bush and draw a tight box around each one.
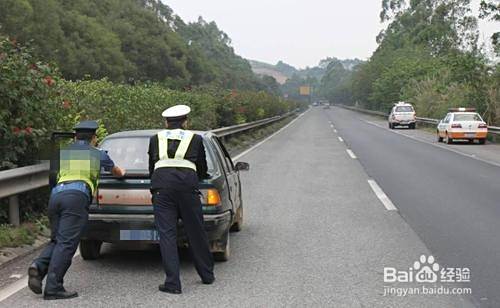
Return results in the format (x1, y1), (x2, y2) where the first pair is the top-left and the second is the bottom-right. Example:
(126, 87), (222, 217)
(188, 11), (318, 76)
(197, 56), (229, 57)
(43, 76), (55, 87)
(62, 100), (71, 109)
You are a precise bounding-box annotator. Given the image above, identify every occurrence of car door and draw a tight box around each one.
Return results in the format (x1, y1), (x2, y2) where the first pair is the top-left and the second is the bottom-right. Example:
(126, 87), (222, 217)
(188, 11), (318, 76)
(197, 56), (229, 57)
(209, 137), (237, 213)
(212, 137), (241, 211)
(438, 113), (451, 136)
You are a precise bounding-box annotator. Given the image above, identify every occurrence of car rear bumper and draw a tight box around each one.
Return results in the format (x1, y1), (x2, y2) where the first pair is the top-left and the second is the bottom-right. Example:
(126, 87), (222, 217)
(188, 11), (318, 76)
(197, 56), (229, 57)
(448, 131), (487, 139)
(390, 119), (416, 124)
(81, 211), (232, 244)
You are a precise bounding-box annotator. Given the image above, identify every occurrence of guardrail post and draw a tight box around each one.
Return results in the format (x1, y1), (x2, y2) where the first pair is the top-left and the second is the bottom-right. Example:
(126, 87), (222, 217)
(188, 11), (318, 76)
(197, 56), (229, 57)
(9, 195), (20, 226)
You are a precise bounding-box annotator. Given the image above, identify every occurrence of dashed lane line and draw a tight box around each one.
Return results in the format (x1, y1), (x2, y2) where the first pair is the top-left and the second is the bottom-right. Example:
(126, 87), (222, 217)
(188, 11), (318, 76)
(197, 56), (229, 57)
(346, 149), (357, 159)
(367, 179), (398, 211)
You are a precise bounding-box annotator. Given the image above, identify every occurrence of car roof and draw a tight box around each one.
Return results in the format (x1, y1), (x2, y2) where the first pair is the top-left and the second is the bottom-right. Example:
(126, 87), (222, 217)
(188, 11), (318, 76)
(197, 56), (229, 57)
(105, 129), (211, 139)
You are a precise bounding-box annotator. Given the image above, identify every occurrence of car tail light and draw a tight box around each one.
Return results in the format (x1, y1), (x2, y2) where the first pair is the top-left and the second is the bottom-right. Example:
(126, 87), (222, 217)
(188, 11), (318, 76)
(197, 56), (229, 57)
(478, 123), (487, 128)
(451, 124), (462, 128)
(200, 188), (221, 206)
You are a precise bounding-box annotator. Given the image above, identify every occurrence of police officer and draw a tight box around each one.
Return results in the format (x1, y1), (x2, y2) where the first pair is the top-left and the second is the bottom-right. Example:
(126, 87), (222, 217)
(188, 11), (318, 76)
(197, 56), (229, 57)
(148, 105), (215, 294)
(28, 120), (125, 300)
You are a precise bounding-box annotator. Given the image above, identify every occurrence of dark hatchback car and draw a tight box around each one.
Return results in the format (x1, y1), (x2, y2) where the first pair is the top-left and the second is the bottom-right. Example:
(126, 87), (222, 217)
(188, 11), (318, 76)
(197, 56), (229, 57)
(79, 130), (249, 261)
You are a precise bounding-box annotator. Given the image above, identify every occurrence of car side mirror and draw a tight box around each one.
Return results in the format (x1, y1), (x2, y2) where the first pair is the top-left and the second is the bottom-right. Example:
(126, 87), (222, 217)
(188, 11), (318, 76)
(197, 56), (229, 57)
(235, 161), (250, 171)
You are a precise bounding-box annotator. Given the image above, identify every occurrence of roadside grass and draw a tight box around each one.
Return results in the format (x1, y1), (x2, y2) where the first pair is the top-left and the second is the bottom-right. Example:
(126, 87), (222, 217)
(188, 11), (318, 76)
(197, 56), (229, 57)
(0, 216), (49, 249)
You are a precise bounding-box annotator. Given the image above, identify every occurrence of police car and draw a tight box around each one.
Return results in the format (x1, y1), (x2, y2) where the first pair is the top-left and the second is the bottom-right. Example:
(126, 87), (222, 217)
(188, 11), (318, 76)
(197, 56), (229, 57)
(388, 102), (416, 129)
(437, 108), (488, 144)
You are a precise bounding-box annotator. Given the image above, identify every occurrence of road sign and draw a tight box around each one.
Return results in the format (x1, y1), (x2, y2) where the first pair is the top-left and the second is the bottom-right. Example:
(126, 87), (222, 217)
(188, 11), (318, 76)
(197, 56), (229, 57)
(300, 86), (311, 96)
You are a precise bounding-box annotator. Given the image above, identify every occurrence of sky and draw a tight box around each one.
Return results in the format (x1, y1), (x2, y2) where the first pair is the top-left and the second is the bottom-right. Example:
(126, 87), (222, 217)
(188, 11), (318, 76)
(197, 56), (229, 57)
(164, 0), (497, 69)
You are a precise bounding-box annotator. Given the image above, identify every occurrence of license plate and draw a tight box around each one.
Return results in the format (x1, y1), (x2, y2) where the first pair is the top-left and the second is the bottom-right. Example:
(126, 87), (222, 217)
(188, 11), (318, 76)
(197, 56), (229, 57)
(120, 230), (159, 241)
(465, 133), (475, 138)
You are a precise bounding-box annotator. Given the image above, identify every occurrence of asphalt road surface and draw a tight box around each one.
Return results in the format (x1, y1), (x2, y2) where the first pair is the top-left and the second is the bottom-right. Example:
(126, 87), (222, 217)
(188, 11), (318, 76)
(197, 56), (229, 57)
(0, 108), (480, 307)
(326, 106), (500, 307)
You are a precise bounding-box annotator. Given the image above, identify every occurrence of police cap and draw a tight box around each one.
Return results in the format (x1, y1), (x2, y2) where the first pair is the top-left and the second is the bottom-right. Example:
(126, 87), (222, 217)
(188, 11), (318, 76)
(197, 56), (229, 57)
(162, 105), (191, 121)
(74, 120), (99, 133)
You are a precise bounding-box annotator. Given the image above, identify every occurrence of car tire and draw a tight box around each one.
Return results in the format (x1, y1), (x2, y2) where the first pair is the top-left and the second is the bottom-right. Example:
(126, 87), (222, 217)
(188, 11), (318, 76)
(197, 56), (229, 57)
(445, 133), (453, 144)
(213, 231), (230, 262)
(230, 206), (243, 232)
(388, 122), (392, 129)
(478, 139), (486, 145)
(80, 240), (102, 260)
(410, 123), (416, 129)
(437, 132), (443, 142)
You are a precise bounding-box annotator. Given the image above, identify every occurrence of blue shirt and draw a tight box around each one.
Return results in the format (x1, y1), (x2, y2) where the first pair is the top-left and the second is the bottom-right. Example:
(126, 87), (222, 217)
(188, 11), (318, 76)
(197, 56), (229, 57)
(52, 140), (116, 199)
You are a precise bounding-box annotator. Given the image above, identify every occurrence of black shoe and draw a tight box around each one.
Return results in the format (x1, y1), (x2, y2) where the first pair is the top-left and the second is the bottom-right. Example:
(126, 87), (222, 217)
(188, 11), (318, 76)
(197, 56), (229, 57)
(44, 290), (78, 300)
(202, 277), (215, 285)
(158, 284), (182, 294)
(27, 263), (42, 294)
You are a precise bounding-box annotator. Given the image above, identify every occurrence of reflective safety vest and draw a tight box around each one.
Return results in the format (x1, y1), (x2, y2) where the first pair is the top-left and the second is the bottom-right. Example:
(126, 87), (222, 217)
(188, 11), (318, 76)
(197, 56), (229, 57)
(57, 146), (101, 195)
(155, 129), (197, 171)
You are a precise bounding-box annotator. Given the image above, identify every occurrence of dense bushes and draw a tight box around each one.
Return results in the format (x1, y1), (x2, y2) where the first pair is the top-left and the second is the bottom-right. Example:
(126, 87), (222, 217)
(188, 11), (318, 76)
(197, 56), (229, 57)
(0, 36), (297, 170)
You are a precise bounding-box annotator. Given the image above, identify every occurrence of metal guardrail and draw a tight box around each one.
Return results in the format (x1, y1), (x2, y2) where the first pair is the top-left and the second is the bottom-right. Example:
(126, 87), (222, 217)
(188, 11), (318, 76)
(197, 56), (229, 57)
(339, 104), (500, 135)
(0, 112), (295, 226)
(211, 112), (292, 137)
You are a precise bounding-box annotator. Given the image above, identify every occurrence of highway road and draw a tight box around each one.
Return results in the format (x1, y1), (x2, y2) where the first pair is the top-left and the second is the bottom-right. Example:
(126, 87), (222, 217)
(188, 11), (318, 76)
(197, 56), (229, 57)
(0, 107), (486, 307)
(326, 106), (500, 307)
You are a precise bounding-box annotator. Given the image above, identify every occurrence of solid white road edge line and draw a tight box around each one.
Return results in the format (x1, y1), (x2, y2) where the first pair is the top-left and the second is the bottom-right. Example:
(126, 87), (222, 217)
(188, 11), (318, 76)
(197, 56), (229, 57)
(346, 149), (357, 159)
(233, 109), (308, 161)
(367, 179), (398, 211)
(0, 249), (81, 302)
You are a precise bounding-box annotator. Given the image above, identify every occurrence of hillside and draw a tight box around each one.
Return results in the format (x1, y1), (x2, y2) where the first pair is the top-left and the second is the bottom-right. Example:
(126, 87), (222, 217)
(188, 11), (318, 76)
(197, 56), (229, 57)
(249, 58), (363, 84)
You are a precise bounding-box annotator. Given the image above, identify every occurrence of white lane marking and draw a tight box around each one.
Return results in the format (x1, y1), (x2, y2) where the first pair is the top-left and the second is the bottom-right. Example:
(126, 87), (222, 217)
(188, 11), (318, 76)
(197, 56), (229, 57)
(346, 149), (357, 159)
(0, 251), (81, 302)
(0, 276), (28, 302)
(330, 124), (334, 128)
(338, 136), (344, 142)
(333, 129), (337, 133)
(233, 110), (309, 161)
(367, 179), (398, 211)
(363, 120), (500, 169)
(9, 274), (21, 279)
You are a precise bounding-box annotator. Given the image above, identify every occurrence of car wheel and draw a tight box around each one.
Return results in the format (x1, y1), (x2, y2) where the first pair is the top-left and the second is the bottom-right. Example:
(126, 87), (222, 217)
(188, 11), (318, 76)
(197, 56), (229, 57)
(213, 231), (230, 262)
(445, 133), (453, 144)
(478, 139), (486, 145)
(388, 122), (392, 129)
(410, 123), (416, 129)
(437, 132), (443, 142)
(230, 206), (243, 232)
(80, 240), (102, 260)
(468, 139), (475, 144)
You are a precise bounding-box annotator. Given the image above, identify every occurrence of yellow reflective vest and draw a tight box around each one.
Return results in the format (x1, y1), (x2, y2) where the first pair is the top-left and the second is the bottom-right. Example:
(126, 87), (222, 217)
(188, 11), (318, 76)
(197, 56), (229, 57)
(154, 129), (197, 171)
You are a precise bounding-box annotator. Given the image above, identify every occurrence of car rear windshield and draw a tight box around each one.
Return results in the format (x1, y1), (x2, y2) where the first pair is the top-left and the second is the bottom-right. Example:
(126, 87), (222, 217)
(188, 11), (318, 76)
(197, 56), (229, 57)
(453, 114), (482, 122)
(100, 136), (216, 175)
(395, 106), (414, 112)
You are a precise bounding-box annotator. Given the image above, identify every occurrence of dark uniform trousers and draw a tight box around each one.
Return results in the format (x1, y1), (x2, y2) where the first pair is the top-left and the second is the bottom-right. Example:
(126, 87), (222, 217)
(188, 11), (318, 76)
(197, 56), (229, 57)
(153, 188), (214, 291)
(34, 190), (89, 293)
